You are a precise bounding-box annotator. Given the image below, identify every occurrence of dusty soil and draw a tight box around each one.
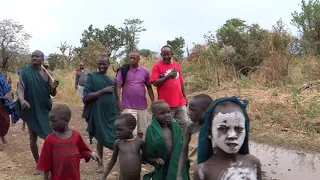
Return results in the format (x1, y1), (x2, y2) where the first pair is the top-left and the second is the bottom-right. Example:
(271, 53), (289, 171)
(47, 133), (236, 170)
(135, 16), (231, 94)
(0, 106), (152, 180)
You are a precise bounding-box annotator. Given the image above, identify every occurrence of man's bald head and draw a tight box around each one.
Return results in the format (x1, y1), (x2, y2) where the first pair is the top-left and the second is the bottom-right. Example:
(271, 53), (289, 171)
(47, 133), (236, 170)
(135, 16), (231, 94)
(31, 50), (44, 66)
(32, 50), (44, 58)
(79, 62), (84, 70)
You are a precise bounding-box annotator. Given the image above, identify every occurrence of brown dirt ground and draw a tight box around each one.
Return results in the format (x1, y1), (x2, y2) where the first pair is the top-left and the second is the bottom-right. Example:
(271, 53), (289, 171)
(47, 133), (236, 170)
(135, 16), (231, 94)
(0, 106), (152, 180)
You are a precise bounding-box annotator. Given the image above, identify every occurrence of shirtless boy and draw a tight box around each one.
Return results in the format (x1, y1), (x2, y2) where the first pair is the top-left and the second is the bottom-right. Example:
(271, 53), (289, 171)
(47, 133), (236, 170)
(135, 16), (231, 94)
(177, 94), (213, 180)
(101, 113), (164, 180)
(36, 104), (100, 180)
(144, 100), (189, 180)
(195, 97), (262, 180)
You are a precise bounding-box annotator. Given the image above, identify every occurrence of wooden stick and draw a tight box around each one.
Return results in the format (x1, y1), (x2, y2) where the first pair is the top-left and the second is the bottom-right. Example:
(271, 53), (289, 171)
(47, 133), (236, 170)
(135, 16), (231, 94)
(41, 65), (54, 82)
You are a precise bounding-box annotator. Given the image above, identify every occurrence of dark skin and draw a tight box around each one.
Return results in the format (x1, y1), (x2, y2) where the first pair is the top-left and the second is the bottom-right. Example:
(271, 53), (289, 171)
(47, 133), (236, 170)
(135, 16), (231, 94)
(176, 98), (210, 180)
(75, 62), (85, 90)
(16, 50), (59, 175)
(152, 47), (187, 104)
(117, 52), (155, 112)
(44, 112), (100, 180)
(84, 56), (121, 173)
(101, 119), (164, 180)
(153, 102), (173, 160)
(194, 104), (262, 180)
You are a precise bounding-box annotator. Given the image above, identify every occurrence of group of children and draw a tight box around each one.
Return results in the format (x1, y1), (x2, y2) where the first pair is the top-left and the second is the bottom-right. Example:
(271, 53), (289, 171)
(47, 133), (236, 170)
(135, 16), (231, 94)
(36, 94), (262, 180)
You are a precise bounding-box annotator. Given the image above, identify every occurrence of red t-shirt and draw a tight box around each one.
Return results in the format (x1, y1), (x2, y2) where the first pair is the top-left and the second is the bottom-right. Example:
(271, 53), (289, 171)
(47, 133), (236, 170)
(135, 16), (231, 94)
(36, 130), (92, 180)
(150, 60), (186, 107)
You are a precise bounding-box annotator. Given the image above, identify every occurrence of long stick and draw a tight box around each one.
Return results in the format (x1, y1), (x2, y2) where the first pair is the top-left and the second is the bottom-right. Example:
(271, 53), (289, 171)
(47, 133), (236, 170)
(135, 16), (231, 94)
(41, 65), (54, 82)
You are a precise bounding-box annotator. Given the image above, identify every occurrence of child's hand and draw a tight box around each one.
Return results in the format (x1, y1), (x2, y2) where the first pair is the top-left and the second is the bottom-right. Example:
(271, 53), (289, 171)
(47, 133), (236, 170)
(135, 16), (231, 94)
(156, 158), (165, 165)
(90, 153), (101, 163)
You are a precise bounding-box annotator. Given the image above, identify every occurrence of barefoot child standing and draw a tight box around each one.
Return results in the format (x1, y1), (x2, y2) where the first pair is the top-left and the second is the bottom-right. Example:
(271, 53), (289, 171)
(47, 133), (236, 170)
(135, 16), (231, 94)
(144, 100), (189, 180)
(195, 96), (262, 180)
(36, 104), (100, 180)
(177, 94), (213, 180)
(101, 113), (164, 180)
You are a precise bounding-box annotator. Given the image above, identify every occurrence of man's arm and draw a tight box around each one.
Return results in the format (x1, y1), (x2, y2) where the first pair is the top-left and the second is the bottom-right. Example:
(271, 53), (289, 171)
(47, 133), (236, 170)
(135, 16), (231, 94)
(115, 80), (121, 112)
(75, 72), (80, 89)
(48, 78), (58, 96)
(146, 85), (155, 102)
(150, 63), (168, 87)
(17, 82), (25, 102)
(181, 83), (186, 99)
(177, 125), (191, 179)
(178, 64), (187, 103)
(84, 89), (105, 103)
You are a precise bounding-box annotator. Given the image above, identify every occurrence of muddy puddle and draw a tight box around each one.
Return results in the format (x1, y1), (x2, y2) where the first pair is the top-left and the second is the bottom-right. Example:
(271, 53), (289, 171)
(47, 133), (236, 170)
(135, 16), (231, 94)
(250, 142), (320, 180)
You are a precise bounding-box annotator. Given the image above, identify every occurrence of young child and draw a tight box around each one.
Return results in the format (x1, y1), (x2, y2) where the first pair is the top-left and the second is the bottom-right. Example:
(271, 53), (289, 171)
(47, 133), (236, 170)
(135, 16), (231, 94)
(36, 104), (100, 180)
(177, 94), (213, 180)
(101, 113), (163, 180)
(195, 96), (262, 180)
(144, 100), (189, 180)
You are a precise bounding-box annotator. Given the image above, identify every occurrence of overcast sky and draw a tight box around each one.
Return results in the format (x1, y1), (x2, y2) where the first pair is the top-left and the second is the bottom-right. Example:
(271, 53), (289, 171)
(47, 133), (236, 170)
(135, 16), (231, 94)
(0, 0), (302, 56)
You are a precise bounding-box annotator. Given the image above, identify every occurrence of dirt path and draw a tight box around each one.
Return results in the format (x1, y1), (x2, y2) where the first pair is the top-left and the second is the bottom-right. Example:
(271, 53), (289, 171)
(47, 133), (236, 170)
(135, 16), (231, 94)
(0, 106), (151, 180)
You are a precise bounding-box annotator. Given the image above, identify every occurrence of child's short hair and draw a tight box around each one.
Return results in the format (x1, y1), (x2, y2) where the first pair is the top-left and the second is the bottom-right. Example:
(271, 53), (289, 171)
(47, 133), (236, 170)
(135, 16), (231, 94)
(192, 94), (213, 108)
(118, 113), (137, 129)
(151, 100), (168, 114)
(49, 104), (72, 122)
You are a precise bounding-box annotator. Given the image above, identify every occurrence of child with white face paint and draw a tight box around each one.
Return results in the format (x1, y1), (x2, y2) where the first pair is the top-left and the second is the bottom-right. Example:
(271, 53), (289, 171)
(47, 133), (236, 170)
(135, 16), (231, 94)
(194, 97), (262, 180)
(212, 111), (246, 154)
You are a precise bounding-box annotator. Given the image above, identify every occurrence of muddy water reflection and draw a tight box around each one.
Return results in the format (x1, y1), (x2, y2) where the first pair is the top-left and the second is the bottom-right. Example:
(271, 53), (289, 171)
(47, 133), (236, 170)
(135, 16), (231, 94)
(250, 142), (320, 180)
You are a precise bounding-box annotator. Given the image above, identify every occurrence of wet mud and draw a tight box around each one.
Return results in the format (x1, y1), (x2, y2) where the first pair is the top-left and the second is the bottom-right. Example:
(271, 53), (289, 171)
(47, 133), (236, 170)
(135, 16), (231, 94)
(250, 142), (320, 180)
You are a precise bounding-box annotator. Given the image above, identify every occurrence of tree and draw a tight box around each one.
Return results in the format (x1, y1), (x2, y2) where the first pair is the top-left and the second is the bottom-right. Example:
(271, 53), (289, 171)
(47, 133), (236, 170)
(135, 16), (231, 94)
(216, 18), (249, 56)
(75, 41), (107, 71)
(79, 24), (125, 58)
(215, 18), (270, 75)
(121, 18), (146, 62)
(0, 19), (31, 72)
(48, 53), (63, 71)
(291, 0), (320, 54)
(57, 42), (75, 69)
(167, 37), (185, 60)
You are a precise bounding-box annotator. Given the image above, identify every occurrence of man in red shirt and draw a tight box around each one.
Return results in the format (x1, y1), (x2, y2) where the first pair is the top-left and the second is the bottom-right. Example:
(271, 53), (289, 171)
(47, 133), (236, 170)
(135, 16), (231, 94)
(150, 45), (190, 131)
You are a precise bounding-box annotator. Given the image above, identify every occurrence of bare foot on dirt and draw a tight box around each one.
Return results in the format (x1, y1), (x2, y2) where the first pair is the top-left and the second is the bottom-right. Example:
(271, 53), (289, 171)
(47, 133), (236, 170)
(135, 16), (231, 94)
(33, 169), (43, 175)
(0, 137), (4, 150)
(2, 137), (7, 144)
(96, 163), (104, 173)
(22, 124), (25, 132)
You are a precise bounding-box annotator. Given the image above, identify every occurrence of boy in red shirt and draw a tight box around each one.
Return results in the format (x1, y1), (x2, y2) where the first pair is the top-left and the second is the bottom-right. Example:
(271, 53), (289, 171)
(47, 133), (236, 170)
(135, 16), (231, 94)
(150, 45), (190, 131)
(36, 104), (100, 180)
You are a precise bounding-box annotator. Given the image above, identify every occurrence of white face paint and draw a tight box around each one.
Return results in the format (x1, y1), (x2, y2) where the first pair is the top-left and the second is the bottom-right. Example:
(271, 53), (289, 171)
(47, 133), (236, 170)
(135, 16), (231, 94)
(212, 112), (246, 154)
(219, 162), (257, 180)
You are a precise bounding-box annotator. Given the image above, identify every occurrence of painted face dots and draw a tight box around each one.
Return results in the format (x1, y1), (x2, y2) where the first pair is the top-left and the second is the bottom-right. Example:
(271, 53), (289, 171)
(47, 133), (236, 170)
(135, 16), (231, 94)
(212, 111), (246, 154)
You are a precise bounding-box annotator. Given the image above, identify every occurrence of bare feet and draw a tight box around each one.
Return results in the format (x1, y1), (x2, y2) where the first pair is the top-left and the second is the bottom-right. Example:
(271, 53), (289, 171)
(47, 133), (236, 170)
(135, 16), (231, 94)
(2, 137), (7, 144)
(22, 122), (26, 131)
(96, 163), (104, 173)
(33, 169), (43, 175)
(0, 136), (4, 149)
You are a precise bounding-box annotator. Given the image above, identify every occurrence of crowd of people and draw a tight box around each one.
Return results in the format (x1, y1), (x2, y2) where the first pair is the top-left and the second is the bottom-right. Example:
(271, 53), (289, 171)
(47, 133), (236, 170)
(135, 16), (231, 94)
(0, 45), (262, 180)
